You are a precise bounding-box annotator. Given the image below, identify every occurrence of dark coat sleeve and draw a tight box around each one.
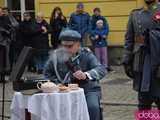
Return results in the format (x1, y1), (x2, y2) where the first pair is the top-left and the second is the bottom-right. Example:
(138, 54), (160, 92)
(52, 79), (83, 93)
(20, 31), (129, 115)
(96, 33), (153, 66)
(103, 17), (109, 36)
(61, 16), (67, 28)
(123, 12), (135, 64)
(86, 13), (91, 33)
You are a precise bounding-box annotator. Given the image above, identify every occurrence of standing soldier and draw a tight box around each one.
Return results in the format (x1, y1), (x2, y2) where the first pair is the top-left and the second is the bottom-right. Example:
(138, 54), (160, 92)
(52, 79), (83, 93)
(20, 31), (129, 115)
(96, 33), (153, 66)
(123, 0), (160, 110)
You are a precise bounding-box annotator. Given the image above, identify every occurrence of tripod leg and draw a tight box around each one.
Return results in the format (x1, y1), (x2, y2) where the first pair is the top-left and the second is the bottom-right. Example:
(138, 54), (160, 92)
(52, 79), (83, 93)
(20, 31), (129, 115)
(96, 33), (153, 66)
(1, 74), (5, 120)
(25, 109), (31, 120)
(100, 105), (103, 120)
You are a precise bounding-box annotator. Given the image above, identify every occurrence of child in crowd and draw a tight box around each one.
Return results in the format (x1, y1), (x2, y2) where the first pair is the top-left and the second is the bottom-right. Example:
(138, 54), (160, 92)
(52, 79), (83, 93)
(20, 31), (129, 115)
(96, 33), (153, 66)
(90, 19), (109, 69)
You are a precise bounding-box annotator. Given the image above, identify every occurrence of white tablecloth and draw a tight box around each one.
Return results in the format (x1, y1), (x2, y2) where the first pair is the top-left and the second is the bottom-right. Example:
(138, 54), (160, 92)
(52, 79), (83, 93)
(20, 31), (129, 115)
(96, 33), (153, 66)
(10, 88), (90, 120)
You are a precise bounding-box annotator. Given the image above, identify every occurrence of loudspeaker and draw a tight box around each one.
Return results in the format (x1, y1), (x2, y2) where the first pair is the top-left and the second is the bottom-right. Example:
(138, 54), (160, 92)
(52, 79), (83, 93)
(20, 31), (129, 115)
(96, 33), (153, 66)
(10, 47), (49, 91)
(9, 46), (34, 82)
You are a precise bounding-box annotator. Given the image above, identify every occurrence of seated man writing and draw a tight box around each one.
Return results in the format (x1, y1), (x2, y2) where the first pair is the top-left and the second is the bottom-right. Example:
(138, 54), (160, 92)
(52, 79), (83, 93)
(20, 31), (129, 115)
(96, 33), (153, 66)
(43, 29), (107, 120)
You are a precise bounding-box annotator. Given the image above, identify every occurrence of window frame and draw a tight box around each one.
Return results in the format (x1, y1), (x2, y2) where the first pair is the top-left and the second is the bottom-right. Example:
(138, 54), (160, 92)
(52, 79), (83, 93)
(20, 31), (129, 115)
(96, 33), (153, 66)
(6, 0), (35, 20)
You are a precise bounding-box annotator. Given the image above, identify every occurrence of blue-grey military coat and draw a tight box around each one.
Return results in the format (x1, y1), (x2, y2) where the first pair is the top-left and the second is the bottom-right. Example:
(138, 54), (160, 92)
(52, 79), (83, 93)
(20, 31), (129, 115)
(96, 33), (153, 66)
(123, 3), (160, 97)
(43, 47), (107, 94)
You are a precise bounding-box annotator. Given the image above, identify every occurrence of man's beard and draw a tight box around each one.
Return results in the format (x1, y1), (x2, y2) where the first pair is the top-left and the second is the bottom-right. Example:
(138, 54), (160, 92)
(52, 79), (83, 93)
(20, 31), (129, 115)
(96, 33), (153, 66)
(49, 47), (72, 64)
(144, 0), (156, 5)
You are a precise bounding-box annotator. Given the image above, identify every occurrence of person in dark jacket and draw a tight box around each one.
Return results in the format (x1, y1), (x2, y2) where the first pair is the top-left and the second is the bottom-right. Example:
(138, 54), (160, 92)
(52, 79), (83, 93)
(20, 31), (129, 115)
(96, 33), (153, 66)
(90, 20), (109, 69)
(69, 2), (91, 46)
(91, 7), (108, 31)
(123, 0), (160, 110)
(0, 7), (11, 76)
(50, 7), (67, 49)
(0, 7), (18, 75)
(19, 12), (36, 72)
(13, 18), (23, 65)
(20, 12), (34, 47)
(32, 12), (49, 74)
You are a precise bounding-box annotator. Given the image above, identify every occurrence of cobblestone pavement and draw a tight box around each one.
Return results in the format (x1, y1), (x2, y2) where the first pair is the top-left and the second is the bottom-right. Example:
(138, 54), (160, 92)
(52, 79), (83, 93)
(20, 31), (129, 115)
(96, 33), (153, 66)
(101, 66), (137, 120)
(0, 66), (138, 120)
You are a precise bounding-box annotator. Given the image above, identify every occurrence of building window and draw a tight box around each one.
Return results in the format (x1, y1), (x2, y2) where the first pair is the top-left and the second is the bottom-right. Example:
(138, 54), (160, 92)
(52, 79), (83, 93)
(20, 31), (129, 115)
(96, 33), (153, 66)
(7, 0), (35, 21)
(8, 0), (20, 10)
(25, 0), (34, 10)
(25, 0), (35, 18)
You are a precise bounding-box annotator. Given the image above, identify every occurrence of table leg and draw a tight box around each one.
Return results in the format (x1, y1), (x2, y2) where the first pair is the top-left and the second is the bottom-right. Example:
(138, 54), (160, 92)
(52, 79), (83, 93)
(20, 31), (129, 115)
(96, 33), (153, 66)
(25, 109), (31, 120)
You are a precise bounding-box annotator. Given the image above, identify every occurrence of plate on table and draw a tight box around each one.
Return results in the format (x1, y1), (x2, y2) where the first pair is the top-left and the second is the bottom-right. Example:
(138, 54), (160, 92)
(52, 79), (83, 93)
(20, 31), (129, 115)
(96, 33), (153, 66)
(68, 84), (79, 90)
(58, 84), (70, 93)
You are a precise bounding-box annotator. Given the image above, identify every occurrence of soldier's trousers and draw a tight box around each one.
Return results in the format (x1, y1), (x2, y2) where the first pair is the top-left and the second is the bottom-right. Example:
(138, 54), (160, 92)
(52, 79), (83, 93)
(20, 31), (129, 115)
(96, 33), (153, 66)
(85, 91), (101, 120)
(138, 92), (160, 110)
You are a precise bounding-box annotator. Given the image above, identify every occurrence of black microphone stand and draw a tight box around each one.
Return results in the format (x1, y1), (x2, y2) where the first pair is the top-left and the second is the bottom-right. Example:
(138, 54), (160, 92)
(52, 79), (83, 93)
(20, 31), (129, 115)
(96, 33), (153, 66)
(0, 44), (7, 120)
(0, 71), (5, 120)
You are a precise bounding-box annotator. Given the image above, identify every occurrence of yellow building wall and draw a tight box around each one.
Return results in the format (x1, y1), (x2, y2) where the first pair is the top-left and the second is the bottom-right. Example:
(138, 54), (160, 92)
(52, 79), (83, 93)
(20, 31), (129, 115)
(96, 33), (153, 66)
(0, 0), (5, 7)
(35, 0), (143, 46)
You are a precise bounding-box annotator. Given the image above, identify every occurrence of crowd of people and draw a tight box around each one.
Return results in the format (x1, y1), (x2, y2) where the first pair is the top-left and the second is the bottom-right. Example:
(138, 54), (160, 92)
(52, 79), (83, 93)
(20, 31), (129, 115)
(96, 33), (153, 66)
(0, 2), (110, 75)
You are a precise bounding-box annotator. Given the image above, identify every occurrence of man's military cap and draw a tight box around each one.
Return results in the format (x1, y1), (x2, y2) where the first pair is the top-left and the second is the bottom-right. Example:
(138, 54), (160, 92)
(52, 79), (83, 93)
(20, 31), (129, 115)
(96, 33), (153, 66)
(59, 29), (81, 42)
